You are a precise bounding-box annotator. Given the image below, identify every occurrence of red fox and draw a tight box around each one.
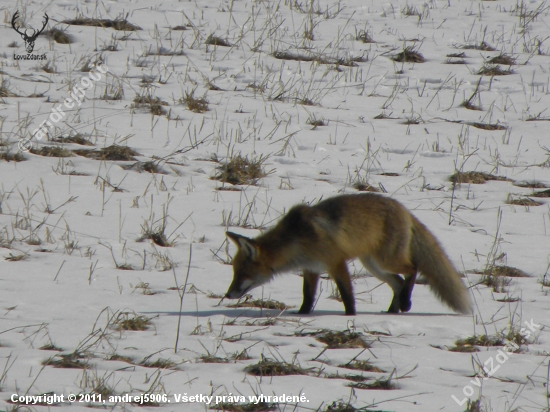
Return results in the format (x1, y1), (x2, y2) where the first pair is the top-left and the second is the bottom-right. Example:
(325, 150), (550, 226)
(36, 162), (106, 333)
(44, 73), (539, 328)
(225, 193), (471, 316)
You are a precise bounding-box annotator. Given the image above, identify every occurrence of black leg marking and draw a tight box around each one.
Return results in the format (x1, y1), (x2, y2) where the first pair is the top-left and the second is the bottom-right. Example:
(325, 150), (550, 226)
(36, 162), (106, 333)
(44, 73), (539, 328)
(386, 274), (404, 313)
(399, 274), (416, 312)
(298, 271), (319, 314)
(335, 278), (356, 315)
(387, 296), (401, 313)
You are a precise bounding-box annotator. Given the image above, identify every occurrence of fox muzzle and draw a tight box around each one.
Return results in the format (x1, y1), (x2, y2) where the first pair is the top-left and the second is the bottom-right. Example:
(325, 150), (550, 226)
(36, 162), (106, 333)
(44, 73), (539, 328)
(225, 279), (254, 298)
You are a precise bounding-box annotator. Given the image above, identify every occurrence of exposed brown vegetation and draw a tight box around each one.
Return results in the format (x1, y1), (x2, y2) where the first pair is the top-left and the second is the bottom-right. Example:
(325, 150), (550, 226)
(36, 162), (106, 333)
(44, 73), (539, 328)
(180, 90), (209, 113)
(227, 297), (291, 310)
(315, 330), (371, 349)
(30, 146), (73, 157)
(44, 28), (73, 44)
(450, 171), (511, 184)
(206, 34), (232, 47)
(213, 154), (270, 185)
(392, 47), (425, 63)
(478, 65), (512, 76)
(73, 145), (140, 161)
(245, 357), (312, 376)
(488, 54), (516, 65)
(62, 17), (141, 31)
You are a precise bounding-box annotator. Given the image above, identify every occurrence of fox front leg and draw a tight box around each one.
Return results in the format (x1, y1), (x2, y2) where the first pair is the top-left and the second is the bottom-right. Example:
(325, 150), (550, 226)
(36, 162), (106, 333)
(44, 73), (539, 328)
(330, 261), (356, 315)
(298, 271), (320, 314)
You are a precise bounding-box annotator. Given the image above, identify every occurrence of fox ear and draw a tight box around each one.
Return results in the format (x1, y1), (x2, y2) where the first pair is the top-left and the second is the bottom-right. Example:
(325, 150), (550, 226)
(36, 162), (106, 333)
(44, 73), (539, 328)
(226, 232), (259, 260)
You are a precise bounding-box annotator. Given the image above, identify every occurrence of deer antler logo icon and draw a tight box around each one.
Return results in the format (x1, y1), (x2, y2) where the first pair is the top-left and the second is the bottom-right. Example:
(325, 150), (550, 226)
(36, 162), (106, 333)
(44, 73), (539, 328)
(12, 11), (49, 54)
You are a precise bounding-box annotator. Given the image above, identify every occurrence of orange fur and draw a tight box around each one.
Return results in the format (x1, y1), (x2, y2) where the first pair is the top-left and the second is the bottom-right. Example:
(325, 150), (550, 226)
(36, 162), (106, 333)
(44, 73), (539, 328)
(226, 193), (471, 316)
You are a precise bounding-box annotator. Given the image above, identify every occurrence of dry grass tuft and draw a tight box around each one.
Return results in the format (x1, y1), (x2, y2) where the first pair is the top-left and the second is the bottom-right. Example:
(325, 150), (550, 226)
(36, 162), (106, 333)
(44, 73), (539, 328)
(30, 146), (73, 158)
(449, 334), (505, 352)
(198, 355), (230, 363)
(211, 402), (277, 411)
(43, 353), (88, 369)
(356, 29), (375, 43)
(54, 134), (94, 146)
(530, 188), (550, 197)
(228, 296), (291, 310)
(447, 52), (467, 58)
(339, 360), (385, 372)
(348, 377), (396, 390)
(115, 313), (152, 331)
(352, 182), (380, 192)
(450, 171), (511, 184)
(132, 94), (169, 116)
(306, 115), (327, 128)
(488, 54), (516, 65)
(272, 50), (364, 67)
(514, 182), (549, 189)
(445, 57), (467, 64)
(496, 296), (520, 303)
(244, 357), (311, 376)
(461, 99), (482, 111)
(144, 46), (184, 56)
(480, 272), (512, 293)
(122, 161), (166, 174)
(45, 28), (73, 44)
(206, 34), (232, 47)
(325, 373), (370, 382)
(355, 30), (376, 44)
(62, 17), (141, 31)
(469, 122), (508, 130)
(107, 353), (133, 363)
(482, 265), (529, 278)
(477, 65), (513, 76)
(213, 153), (270, 185)
(444, 52), (466, 64)
(0, 151), (26, 162)
(138, 225), (173, 247)
(139, 358), (177, 369)
(73, 145), (140, 161)
(41, 62), (57, 74)
(506, 194), (543, 207)
(323, 400), (364, 412)
(216, 186), (242, 192)
(392, 46), (425, 63)
(4, 252), (29, 261)
(39, 343), (63, 351)
(315, 330), (371, 349)
(462, 41), (496, 51)
(272, 50), (320, 63)
(0, 79), (19, 97)
(374, 112), (398, 120)
(180, 90), (209, 113)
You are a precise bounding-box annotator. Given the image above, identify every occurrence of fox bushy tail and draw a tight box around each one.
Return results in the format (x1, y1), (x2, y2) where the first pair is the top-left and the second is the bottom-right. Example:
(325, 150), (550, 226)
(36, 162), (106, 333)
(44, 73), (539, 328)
(411, 219), (471, 314)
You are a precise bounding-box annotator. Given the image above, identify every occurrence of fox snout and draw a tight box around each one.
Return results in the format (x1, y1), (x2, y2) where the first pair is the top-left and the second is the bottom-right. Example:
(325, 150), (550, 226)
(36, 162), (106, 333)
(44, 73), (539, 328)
(225, 279), (254, 299)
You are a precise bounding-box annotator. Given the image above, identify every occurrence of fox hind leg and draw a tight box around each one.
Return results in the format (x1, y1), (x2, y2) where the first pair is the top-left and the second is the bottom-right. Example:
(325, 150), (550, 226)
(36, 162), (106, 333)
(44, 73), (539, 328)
(398, 273), (417, 312)
(298, 270), (320, 314)
(361, 257), (407, 313)
(386, 275), (405, 313)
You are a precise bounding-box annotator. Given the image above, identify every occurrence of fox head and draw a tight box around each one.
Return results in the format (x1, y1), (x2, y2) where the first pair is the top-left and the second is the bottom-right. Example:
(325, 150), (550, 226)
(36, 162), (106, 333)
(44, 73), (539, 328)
(225, 232), (273, 299)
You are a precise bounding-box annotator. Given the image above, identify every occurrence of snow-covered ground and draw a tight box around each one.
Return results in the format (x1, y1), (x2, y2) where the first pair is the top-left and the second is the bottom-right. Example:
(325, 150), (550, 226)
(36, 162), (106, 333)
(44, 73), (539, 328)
(0, 0), (549, 410)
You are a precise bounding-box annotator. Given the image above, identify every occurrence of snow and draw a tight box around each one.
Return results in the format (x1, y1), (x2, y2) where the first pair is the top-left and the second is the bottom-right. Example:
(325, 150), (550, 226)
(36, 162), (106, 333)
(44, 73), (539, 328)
(0, 0), (549, 411)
